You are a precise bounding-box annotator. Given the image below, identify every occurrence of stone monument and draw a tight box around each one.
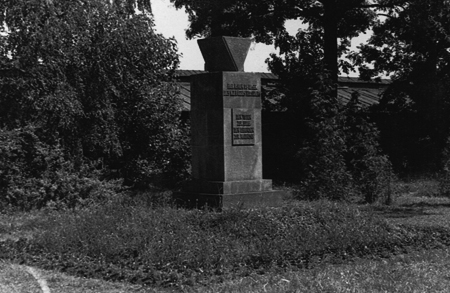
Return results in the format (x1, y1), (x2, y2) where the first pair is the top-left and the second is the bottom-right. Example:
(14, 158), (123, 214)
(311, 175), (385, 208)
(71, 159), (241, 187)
(174, 36), (285, 209)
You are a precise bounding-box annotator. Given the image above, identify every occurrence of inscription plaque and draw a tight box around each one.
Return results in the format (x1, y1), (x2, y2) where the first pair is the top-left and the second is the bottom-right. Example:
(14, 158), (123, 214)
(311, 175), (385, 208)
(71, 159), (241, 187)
(232, 109), (254, 145)
(223, 83), (260, 97)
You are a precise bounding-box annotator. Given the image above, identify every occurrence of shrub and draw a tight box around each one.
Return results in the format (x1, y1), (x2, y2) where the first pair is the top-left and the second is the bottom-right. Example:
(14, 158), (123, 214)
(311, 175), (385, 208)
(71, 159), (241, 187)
(0, 127), (124, 210)
(0, 0), (190, 189)
(266, 37), (393, 203)
(295, 88), (393, 203)
(296, 91), (354, 200)
(438, 137), (450, 197)
(344, 93), (394, 203)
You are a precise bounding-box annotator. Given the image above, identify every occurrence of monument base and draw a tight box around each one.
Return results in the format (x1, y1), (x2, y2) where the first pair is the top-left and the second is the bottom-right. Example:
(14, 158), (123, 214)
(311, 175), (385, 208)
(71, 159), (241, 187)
(182, 179), (273, 194)
(173, 190), (286, 210)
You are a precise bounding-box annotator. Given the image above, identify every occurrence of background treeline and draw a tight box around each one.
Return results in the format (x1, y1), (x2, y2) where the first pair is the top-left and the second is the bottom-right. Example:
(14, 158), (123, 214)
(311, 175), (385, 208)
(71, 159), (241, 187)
(2, 0), (450, 209)
(0, 0), (190, 209)
(172, 0), (450, 200)
(261, 0), (450, 184)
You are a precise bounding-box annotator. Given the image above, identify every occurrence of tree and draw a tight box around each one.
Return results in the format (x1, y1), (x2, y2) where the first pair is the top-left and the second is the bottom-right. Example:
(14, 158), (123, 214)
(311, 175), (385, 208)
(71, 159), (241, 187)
(352, 0), (450, 173)
(262, 35), (392, 202)
(0, 0), (189, 189)
(171, 0), (406, 84)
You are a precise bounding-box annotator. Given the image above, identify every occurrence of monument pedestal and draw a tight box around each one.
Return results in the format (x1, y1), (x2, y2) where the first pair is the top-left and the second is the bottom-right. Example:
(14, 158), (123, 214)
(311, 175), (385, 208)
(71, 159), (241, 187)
(175, 37), (285, 210)
(175, 178), (285, 209)
(174, 190), (285, 210)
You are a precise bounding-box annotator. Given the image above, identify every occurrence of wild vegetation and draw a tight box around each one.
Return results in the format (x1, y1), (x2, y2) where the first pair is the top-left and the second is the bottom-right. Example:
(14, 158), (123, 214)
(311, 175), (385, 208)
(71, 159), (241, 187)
(173, 0), (450, 185)
(0, 0), (189, 209)
(2, 0), (450, 291)
(2, 0), (449, 207)
(354, 0), (450, 176)
(2, 186), (450, 290)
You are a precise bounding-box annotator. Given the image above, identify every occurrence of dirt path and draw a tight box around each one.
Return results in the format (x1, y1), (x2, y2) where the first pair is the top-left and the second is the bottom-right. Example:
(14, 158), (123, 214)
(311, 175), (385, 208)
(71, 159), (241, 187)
(25, 266), (51, 293)
(0, 260), (160, 293)
(371, 195), (450, 229)
(0, 262), (44, 293)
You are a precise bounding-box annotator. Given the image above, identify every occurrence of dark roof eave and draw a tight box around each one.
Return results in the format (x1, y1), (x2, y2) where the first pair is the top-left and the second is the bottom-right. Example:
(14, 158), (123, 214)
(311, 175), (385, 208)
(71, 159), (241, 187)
(175, 70), (390, 86)
(174, 69), (278, 80)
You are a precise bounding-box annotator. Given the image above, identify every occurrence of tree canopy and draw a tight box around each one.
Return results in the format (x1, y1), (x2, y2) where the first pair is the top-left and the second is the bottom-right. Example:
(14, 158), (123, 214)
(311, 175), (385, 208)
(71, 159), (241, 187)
(0, 0), (189, 191)
(171, 0), (405, 81)
(351, 0), (450, 173)
(173, 0), (450, 176)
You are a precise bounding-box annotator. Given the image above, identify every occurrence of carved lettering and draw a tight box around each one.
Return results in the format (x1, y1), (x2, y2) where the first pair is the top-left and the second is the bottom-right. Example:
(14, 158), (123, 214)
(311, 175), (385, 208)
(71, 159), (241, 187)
(237, 121), (251, 126)
(234, 134), (254, 139)
(225, 84), (260, 97)
(232, 109), (255, 146)
(235, 115), (251, 120)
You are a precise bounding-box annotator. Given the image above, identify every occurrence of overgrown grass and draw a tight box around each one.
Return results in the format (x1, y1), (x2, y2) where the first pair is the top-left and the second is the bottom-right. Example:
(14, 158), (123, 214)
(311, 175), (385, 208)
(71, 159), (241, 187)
(0, 209), (49, 241)
(392, 177), (441, 198)
(194, 248), (450, 292)
(0, 196), (422, 288)
(3, 184), (450, 290)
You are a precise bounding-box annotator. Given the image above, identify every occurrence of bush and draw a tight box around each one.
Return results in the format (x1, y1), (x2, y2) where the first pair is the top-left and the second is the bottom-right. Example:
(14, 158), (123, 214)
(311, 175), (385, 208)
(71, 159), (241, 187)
(0, 127), (124, 210)
(0, 0), (190, 190)
(438, 137), (450, 197)
(344, 93), (394, 203)
(266, 34), (393, 203)
(295, 89), (393, 203)
(296, 91), (354, 200)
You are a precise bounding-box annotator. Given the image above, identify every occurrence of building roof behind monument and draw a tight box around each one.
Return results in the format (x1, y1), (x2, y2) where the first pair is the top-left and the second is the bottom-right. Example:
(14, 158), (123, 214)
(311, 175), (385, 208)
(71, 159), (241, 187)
(174, 69), (279, 80)
(174, 69), (390, 111)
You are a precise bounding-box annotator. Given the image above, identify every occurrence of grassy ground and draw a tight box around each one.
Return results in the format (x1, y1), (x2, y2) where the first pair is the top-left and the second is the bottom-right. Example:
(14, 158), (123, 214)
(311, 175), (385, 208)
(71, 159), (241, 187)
(194, 249), (450, 292)
(0, 260), (168, 293)
(0, 261), (42, 293)
(364, 178), (450, 231)
(2, 179), (450, 292)
(3, 249), (450, 293)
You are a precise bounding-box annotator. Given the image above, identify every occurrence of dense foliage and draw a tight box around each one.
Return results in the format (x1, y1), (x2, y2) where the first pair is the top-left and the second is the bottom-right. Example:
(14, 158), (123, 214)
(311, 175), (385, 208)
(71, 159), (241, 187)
(171, 0), (407, 80)
(0, 127), (126, 210)
(261, 28), (392, 202)
(0, 0), (189, 208)
(352, 0), (450, 175)
(291, 86), (392, 202)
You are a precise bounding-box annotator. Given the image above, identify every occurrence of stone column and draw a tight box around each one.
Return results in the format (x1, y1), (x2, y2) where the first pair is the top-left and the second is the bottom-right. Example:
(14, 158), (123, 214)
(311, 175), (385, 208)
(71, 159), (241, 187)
(175, 36), (285, 209)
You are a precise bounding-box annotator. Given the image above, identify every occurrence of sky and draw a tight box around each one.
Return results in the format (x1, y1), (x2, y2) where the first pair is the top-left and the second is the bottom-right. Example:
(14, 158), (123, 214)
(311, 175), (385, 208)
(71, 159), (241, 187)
(151, 0), (370, 75)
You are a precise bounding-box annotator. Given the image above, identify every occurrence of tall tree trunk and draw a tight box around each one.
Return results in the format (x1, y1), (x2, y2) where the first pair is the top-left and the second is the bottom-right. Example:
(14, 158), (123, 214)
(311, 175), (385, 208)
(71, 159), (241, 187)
(323, 0), (339, 93)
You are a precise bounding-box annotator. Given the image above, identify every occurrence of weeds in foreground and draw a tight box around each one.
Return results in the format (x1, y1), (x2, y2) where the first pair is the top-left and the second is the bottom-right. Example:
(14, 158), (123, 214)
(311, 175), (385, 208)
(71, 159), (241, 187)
(393, 178), (440, 198)
(0, 198), (419, 288)
(3, 181), (450, 290)
(194, 248), (450, 293)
